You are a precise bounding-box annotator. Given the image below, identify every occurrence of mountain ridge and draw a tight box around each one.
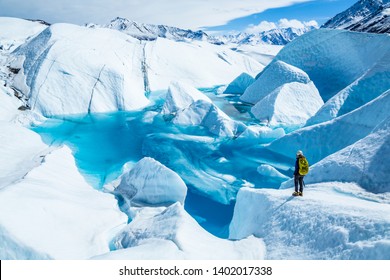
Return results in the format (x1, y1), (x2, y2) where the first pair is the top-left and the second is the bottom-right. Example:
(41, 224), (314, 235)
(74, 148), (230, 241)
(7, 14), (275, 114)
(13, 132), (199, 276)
(322, 0), (390, 33)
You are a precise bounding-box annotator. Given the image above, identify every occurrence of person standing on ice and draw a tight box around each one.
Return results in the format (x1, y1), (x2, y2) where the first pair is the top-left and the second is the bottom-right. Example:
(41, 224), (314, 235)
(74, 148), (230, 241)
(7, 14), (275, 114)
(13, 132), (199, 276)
(293, 150), (309, 196)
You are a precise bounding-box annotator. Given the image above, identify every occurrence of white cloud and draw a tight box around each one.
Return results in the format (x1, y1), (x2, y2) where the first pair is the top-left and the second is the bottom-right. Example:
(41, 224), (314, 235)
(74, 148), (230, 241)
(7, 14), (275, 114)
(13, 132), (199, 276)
(245, 21), (278, 33)
(0, 0), (313, 30)
(244, 18), (319, 33)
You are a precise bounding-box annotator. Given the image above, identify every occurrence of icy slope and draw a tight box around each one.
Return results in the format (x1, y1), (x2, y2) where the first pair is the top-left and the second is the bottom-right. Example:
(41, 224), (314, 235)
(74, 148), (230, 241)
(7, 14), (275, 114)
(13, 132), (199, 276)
(10, 23), (150, 116)
(106, 203), (265, 260)
(302, 117), (390, 193)
(0, 17), (46, 52)
(307, 45), (390, 125)
(230, 185), (390, 259)
(144, 38), (263, 91)
(269, 29), (390, 106)
(0, 146), (127, 259)
(9, 22), (263, 116)
(266, 90), (390, 165)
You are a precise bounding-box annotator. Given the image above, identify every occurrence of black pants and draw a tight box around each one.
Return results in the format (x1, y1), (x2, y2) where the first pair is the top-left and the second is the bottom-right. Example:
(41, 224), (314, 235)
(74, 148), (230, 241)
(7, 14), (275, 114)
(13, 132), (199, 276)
(294, 175), (304, 192)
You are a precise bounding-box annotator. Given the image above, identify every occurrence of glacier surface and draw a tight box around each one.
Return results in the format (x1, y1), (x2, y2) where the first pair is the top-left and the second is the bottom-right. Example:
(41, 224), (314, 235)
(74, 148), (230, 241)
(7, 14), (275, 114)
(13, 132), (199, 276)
(0, 17), (389, 260)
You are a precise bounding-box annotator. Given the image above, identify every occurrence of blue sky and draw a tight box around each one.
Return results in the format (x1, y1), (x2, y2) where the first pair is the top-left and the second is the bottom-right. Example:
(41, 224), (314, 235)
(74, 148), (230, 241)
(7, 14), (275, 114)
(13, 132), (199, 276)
(206, 0), (358, 32)
(0, 0), (358, 32)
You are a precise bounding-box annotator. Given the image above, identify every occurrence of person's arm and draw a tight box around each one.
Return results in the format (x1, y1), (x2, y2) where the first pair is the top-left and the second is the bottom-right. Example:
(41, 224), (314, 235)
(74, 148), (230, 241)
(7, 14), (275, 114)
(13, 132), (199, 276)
(294, 159), (298, 175)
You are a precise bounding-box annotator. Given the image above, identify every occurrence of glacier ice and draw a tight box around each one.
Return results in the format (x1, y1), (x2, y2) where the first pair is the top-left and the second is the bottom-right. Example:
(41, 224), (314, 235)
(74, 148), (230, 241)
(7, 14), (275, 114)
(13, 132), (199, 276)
(1, 18), (390, 260)
(114, 157), (187, 207)
(266, 90), (390, 165)
(230, 185), (390, 259)
(172, 99), (246, 137)
(9, 22), (263, 117)
(274, 29), (390, 104)
(161, 81), (212, 115)
(11, 23), (150, 116)
(250, 81), (323, 129)
(0, 146), (127, 259)
(300, 116), (390, 193)
(224, 72), (255, 94)
(112, 202), (266, 259)
(240, 60), (311, 104)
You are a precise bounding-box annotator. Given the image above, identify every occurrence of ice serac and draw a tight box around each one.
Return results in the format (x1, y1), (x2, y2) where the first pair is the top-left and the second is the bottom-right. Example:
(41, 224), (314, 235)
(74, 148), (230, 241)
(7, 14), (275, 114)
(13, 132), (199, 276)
(230, 186), (390, 259)
(250, 81), (323, 128)
(224, 72), (255, 94)
(10, 23), (149, 116)
(272, 29), (390, 105)
(114, 157), (187, 206)
(240, 60), (311, 104)
(0, 146), (127, 259)
(173, 99), (246, 137)
(303, 117), (390, 193)
(161, 81), (212, 115)
(110, 203), (265, 259)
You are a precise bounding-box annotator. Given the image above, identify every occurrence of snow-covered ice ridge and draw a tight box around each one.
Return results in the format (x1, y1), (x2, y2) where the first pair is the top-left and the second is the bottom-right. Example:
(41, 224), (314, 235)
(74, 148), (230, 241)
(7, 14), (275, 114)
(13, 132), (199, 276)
(1, 16), (390, 260)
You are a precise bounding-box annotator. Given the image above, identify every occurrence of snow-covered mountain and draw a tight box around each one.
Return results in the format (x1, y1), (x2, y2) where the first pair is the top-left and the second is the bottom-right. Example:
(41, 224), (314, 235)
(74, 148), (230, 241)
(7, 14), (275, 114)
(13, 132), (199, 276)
(88, 17), (223, 44)
(219, 25), (317, 45)
(322, 0), (390, 33)
(92, 17), (314, 46)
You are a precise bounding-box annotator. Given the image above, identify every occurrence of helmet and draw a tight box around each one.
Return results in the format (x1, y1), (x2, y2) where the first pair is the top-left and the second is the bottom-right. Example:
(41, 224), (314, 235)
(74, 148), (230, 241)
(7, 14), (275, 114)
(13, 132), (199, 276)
(296, 150), (303, 157)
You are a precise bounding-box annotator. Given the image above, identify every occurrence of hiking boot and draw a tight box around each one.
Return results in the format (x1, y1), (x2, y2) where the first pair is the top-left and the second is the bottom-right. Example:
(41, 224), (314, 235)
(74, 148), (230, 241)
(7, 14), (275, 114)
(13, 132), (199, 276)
(298, 192), (303, 196)
(292, 191), (300, 196)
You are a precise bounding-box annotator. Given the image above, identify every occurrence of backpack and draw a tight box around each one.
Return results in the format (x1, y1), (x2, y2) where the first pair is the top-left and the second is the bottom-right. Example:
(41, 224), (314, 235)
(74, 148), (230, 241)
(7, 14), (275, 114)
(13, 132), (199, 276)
(298, 156), (309, 175)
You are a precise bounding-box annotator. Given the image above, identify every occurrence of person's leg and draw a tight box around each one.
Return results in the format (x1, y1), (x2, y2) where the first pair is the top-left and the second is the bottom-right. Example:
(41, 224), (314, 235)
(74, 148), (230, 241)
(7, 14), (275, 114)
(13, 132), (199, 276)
(294, 175), (299, 193)
(298, 176), (304, 193)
